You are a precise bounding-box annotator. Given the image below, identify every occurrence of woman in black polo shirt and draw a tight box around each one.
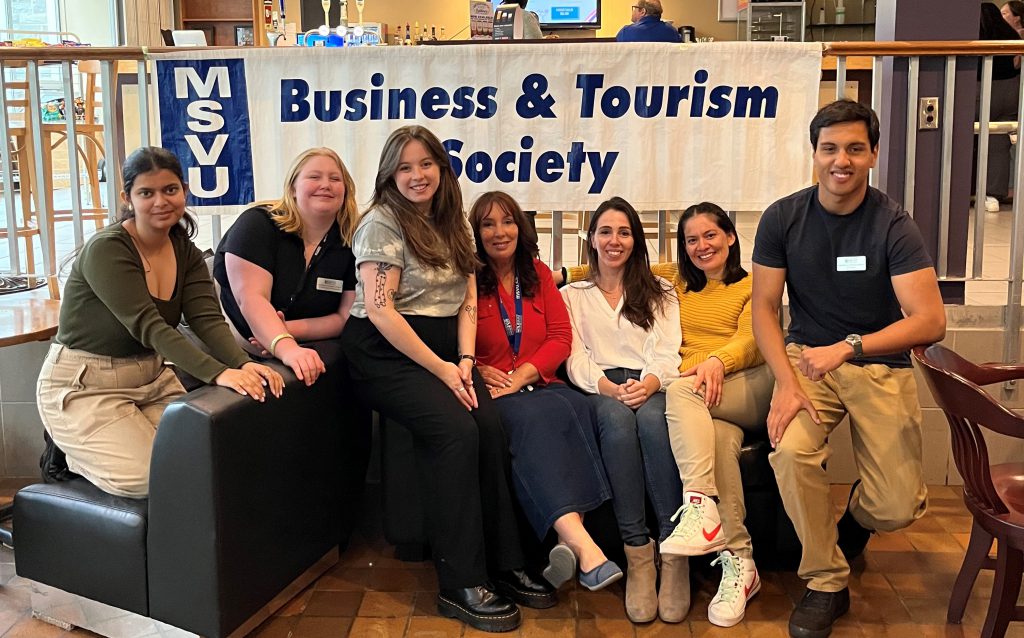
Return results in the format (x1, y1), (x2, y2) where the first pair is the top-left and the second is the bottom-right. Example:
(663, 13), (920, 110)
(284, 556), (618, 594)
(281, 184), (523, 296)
(213, 147), (359, 385)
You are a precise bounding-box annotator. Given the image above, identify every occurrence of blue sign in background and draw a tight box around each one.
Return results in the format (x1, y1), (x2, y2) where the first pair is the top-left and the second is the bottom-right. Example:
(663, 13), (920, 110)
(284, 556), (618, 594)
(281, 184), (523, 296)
(156, 58), (255, 207)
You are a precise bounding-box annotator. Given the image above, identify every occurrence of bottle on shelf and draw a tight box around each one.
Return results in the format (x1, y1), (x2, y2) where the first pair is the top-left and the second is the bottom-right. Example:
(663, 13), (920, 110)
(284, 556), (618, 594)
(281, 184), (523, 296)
(414, 21), (420, 45)
(440, 26), (446, 40)
(835, 0), (845, 24)
(431, 25), (437, 40)
(404, 22), (411, 45)
(818, 5), (826, 23)
(421, 25), (428, 43)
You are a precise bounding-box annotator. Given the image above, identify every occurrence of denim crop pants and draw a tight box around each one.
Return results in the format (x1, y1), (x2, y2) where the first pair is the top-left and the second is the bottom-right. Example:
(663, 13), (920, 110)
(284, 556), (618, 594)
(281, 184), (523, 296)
(586, 368), (683, 545)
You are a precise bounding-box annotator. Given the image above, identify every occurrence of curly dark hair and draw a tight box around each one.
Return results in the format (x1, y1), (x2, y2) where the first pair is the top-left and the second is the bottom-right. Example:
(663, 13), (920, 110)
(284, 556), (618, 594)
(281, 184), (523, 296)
(469, 191), (540, 298)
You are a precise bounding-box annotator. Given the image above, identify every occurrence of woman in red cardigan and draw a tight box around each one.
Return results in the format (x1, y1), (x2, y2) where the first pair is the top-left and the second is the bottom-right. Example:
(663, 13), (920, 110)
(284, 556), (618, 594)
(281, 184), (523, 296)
(471, 191), (622, 592)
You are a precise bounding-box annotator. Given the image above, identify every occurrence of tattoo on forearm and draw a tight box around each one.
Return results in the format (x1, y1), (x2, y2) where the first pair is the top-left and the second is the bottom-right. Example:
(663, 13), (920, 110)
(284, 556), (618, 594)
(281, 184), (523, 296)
(464, 304), (477, 323)
(373, 262), (393, 309)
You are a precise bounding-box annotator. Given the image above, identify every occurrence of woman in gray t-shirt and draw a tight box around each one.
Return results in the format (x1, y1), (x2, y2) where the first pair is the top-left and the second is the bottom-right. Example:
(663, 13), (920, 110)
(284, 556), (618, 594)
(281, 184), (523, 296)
(340, 126), (551, 632)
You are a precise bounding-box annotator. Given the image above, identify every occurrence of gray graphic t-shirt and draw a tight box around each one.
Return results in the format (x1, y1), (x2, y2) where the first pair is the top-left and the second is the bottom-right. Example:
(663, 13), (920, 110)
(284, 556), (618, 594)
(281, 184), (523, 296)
(350, 206), (468, 318)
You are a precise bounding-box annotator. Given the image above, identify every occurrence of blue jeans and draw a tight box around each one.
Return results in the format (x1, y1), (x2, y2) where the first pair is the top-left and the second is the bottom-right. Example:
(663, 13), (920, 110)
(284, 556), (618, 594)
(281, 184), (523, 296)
(588, 368), (683, 545)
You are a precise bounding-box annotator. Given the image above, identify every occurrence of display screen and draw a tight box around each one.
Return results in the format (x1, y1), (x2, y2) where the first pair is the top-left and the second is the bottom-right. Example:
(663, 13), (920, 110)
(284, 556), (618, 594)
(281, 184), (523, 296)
(493, 0), (601, 30)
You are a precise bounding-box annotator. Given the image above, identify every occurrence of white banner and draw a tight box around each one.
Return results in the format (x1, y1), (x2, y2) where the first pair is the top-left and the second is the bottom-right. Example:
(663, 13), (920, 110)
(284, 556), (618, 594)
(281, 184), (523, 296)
(153, 42), (822, 214)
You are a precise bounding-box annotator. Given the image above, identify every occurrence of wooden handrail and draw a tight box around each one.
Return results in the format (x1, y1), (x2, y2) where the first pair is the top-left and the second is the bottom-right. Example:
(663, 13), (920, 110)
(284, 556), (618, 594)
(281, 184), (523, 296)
(824, 40), (1024, 56)
(0, 40), (1020, 63)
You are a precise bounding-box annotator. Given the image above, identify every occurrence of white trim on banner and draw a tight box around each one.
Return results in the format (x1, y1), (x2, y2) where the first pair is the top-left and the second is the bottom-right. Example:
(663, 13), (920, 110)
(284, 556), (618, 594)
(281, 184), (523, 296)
(152, 42), (822, 213)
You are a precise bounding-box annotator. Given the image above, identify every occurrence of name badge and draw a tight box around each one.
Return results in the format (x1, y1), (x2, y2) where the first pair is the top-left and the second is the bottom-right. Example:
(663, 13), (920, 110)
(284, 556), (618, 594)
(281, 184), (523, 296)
(836, 256), (867, 272)
(316, 277), (344, 292)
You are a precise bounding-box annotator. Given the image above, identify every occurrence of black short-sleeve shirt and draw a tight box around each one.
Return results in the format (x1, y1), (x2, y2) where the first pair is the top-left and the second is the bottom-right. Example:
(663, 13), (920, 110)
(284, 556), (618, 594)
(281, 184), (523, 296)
(752, 185), (934, 368)
(213, 206), (356, 340)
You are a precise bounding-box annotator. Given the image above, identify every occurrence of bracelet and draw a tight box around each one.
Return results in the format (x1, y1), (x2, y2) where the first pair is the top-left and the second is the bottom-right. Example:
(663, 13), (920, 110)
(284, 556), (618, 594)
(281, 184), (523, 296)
(560, 266), (569, 286)
(458, 354), (477, 365)
(269, 333), (295, 357)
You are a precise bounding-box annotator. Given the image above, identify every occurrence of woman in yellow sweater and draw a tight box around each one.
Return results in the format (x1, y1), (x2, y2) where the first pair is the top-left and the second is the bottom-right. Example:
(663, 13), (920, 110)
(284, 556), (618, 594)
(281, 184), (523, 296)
(567, 201), (772, 627)
(657, 202), (772, 628)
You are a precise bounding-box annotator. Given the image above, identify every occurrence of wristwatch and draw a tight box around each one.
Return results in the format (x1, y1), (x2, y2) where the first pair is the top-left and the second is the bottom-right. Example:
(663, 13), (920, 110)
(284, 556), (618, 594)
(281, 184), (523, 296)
(844, 334), (863, 358)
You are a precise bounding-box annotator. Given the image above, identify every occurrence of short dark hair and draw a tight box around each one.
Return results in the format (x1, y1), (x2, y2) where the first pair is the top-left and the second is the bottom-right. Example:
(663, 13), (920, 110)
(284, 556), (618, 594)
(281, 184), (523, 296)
(1008, 1), (1024, 20)
(676, 202), (747, 292)
(809, 99), (880, 151)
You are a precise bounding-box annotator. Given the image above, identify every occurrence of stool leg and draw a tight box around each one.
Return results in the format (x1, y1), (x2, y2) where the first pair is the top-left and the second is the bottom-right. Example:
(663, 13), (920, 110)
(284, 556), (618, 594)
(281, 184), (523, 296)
(949, 519), (992, 623)
(982, 541), (1023, 638)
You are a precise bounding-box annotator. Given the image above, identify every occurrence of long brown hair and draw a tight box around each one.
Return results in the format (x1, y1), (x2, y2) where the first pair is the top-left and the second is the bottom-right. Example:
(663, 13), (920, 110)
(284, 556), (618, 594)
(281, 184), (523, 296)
(264, 147), (360, 245)
(586, 196), (669, 331)
(469, 191), (539, 298)
(370, 126), (479, 275)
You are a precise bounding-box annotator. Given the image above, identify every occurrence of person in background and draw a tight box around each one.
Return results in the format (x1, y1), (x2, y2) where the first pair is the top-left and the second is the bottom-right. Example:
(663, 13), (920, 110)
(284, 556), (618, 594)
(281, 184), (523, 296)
(470, 191), (621, 594)
(213, 146), (370, 548)
(616, 0), (682, 43)
(37, 147), (282, 498)
(751, 100), (946, 638)
(561, 196), (687, 624)
(979, 2), (1021, 212)
(497, 0), (544, 39)
(340, 126), (553, 633)
(1002, 0), (1024, 36)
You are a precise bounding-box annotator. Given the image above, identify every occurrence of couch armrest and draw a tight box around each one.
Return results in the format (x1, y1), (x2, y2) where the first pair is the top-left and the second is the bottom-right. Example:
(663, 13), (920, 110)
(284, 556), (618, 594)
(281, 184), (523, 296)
(146, 358), (342, 637)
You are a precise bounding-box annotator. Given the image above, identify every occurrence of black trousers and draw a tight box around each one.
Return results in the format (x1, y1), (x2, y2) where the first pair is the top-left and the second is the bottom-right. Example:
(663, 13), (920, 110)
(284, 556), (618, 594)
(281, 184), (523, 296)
(341, 315), (525, 588)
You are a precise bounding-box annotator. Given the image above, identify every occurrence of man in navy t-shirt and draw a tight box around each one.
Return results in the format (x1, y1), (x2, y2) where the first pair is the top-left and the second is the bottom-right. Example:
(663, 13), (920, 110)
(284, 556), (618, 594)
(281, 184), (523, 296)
(615, 0), (682, 43)
(751, 100), (946, 638)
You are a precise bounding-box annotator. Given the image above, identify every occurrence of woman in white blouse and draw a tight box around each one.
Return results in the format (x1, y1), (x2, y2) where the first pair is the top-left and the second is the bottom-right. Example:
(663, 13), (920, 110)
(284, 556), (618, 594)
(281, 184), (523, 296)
(561, 196), (685, 624)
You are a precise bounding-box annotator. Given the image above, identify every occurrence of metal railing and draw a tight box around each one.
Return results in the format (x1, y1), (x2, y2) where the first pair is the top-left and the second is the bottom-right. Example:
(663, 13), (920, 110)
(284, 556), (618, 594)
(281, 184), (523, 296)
(1, 42), (1022, 349)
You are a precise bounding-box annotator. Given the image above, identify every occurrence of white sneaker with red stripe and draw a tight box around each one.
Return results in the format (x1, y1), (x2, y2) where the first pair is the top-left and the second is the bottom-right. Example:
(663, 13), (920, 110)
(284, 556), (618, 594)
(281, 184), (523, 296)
(708, 550), (760, 627)
(660, 491), (726, 556)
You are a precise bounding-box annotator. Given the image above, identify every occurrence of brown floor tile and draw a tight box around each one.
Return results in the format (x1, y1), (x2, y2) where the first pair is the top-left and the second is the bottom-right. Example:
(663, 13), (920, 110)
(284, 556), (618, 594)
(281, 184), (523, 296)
(370, 568), (438, 592)
(519, 617), (577, 638)
(932, 515), (975, 534)
(850, 593), (913, 624)
(274, 586), (314, 616)
(868, 531), (915, 552)
(744, 621), (789, 638)
(635, 620), (692, 636)
(740, 594), (792, 623)
(903, 516), (949, 534)
(905, 532), (965, 553)
(359, 591), (416, 618)
(316, 566), (375, 591)
(845, 570), (896, 598)
(689, 620), (750, 637)
(885, 571), (957, 599)
(927, 485), (961, 500)
(304, 590), (364, 616)
(405, 615), (465, 637)
(521, 597), (576, 619)
(249, 616), (297, 638)
(412, 591), (444, 617)
(573, 587), (628, 619)
(292, 616), (355, 638)
(349, 617), (411, 638)
(575, 617), (636, 637)
(1, 618), (67, 638)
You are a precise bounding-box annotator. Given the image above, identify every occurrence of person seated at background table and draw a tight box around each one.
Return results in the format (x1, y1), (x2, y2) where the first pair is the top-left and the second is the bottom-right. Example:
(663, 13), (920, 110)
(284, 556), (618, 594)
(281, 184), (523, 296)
(616, 0), (682, 43)
(563, 202), (773, 627)
(469, 191), (622, 594)
(340, 126), (553, 633)
(560, 196), (686, 624)
(213, 147), (359, 385)
(37, 146), (283, 499)
(212, 146), (371, 547)
(496, 0), (543, 38)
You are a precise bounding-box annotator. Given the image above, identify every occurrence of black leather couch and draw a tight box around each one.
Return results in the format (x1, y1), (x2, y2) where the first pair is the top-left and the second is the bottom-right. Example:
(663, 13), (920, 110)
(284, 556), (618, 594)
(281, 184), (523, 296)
(14, 342), (366, 638)
(381, 414), (801, 571)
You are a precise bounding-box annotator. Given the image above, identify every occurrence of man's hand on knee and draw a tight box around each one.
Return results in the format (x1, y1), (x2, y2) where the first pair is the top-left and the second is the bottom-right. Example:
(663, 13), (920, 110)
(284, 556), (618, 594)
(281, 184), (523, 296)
(767, 383), (821, 448)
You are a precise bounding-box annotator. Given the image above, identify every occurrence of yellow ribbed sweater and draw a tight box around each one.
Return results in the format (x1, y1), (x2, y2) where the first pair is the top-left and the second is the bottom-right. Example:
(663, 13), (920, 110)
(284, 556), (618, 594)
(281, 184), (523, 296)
(567, 262), (762, 374)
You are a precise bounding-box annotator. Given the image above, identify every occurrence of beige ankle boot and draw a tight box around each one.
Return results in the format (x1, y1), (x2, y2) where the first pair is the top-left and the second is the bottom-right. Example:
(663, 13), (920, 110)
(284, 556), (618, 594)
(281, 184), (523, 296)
(658, 553), (691, 623)
(623, 540), (658, 623)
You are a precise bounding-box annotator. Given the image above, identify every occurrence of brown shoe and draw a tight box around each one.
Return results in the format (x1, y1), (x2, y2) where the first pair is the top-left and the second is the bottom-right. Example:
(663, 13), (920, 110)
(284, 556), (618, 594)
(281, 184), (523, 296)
(624, 540), (658, 623)
(658, 553), (691, 623)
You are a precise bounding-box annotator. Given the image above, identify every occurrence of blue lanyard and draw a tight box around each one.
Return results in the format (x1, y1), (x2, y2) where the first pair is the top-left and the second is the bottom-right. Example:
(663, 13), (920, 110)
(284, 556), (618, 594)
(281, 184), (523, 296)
(497, 271), (523, 362)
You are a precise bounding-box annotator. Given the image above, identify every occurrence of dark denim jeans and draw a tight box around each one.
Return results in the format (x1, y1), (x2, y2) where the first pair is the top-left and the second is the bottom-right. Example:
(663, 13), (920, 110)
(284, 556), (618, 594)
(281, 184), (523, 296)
(588, 368), (683, 545)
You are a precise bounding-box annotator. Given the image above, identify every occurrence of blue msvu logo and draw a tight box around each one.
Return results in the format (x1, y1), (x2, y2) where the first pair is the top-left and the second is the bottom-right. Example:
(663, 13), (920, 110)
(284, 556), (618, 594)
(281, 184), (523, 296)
(157, 59), (255, 207)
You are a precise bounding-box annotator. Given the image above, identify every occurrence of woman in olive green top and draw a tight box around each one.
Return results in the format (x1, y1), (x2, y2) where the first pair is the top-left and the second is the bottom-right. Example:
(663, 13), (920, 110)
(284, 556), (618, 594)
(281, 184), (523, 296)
(36, 147), (283, 498)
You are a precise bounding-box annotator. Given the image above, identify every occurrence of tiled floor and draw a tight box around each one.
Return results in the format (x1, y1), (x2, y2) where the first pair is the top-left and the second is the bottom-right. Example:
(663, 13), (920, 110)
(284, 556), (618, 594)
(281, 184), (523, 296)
(0, 482), (1019, 637)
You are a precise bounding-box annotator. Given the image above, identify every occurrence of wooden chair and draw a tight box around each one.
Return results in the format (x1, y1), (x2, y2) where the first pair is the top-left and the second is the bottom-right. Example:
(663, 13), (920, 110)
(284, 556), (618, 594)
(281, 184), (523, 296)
(912, 343), (1024, 638)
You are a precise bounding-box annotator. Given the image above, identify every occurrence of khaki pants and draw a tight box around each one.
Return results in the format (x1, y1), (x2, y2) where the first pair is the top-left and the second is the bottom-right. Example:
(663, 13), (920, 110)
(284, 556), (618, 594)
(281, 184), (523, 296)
(36, 344), (185, 498)
(665, 364), (774, 558)
(770, 344), (927, 591)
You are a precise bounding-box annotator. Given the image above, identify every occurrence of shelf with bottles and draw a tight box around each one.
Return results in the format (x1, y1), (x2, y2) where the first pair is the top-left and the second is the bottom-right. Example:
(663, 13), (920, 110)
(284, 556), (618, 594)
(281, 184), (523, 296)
(738, 1), (806, 42)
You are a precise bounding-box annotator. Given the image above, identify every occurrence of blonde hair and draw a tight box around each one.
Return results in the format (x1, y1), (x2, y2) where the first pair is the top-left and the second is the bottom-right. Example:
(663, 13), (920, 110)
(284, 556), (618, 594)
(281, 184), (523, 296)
(262, 147), (359, 245)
